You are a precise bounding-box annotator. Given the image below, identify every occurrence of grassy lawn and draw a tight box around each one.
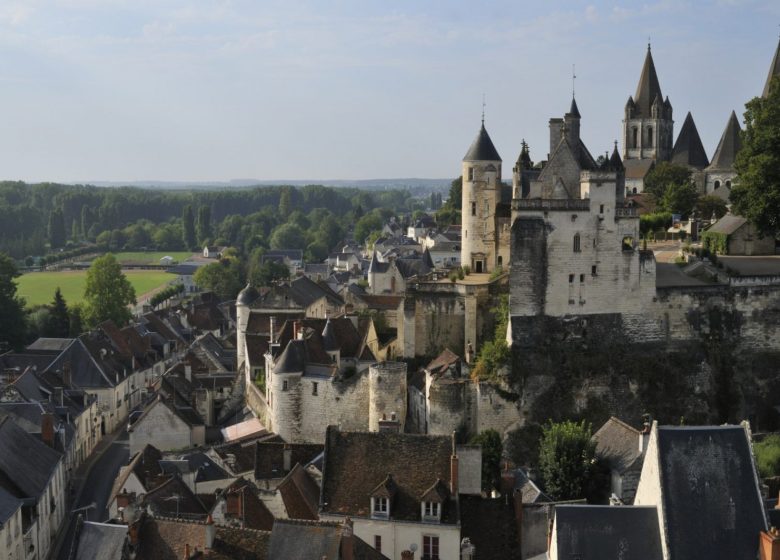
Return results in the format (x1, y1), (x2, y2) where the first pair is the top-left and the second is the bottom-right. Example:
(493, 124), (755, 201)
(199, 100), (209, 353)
(17, 270), (175, 307)
(102, 251), (195, 265)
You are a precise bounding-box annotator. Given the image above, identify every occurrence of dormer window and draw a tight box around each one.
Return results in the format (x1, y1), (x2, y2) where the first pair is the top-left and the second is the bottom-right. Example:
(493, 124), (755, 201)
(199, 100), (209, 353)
(422, 501), (441, 522)
(370, 474), (396, 519)
(419, 479), (448, 524)
(372, 497), (389, 518)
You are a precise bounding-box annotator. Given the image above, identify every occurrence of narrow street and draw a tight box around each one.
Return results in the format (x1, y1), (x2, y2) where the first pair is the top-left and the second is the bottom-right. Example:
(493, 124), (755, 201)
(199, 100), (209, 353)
(54, 429), (129, 560)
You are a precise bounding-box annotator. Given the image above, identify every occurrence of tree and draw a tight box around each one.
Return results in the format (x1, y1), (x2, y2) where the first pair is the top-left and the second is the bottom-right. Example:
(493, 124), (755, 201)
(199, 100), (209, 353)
(660, 181), (699, 217)
(695, 195), (728, 221)
(354, 213), (383, 245)
(197, 205), (212, 245)
(305, 240), (328, 263)
(0, 253), (27, 350)
(279, 187), (292, 218)
(46, 287), (70, 338)
(731, 78), (780, 237)
(269, 223), (306, 250)
(194, 258), (244, 299)
(83, 254), (136, 327)
(68, 303), (84, 337)
(81, 205), (92, 239)
(643, 162), (692, 202)
(469, 429), (503, 491)
(48, 209), (66, 249)
(754, 434), (780, 478)
(447, 176), (462, 210)
(539, 420), (598, 501)
(249, 259), (290, 287)
(183, 205), (197, 249)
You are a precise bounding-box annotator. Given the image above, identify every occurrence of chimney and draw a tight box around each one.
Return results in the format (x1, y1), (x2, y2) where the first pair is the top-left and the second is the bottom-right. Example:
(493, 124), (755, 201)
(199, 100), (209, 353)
(41, 412), (55, 447)
(500, 460), (516, 496)
(283, 444), (292, 472)
(760, 528), (780, 560)
(639, 414), (652, 454)
(62, 363), (71, 387)
(401, 551), (414, 560)
(450, 432), (459, 495)
(184, 364), (192, 382)
(294, 321), (303, 340)
(116, 489), (133, 510)
(341, 517), (354, 560)
(205, 515), (216, 550)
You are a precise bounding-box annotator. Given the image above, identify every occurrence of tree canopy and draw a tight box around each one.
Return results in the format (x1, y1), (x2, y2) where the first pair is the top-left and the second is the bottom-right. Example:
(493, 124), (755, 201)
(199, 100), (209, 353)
(46, 287), (70, 338)
(539, 420), (601, 501)
(194, 258), (245, 299)
(731, 76), (780, 237)
(644, 162), (693, 203)
(0, 253), (27, 350)
(83, 254), (137, 327)
(469, 429), (503, 491)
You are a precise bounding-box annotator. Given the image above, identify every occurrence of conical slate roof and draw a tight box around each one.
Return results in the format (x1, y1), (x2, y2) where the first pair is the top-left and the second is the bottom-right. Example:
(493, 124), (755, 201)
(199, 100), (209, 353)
(707, 111), (743, 171)
(763, 37), (780, 98)
(237, 283), (259, 306)
(671, 112), (710, 170)
(463, 123), (502, 162)
(633, 46), (664, 118)
(568, 97), (581, 118)
(610, 143), (624, 170)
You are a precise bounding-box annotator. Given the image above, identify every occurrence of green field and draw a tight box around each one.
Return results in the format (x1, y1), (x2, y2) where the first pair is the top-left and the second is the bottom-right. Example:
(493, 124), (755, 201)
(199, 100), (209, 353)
(17, 270), (175, 307)
(99, 251), (195, 265)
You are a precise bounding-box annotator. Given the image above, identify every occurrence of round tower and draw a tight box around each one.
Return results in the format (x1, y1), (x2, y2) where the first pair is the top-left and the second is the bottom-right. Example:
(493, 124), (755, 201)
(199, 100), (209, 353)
(368, 361), (407, 432)
(461, 120), (502, 274)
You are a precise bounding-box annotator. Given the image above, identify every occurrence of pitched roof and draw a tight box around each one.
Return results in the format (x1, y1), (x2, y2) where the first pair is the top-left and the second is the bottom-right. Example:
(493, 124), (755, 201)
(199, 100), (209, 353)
(707, 213), (747, 235)
(267, 519), (388, 560)
(0, 486), (21, 525)
(222, 478), (275, 531)
(553, 505), (663, 560)
(321, 427), (457, 523)
(623, 158), (655, 180)
(0, 415), (62, 500)
(111, 444), (166, 501)
(425, 348), (461, 378)
(72, 520), (128, 560)
(26, 338), (74, 353)
(707, 110), (743, 171)
(463, 123), (502, 162)
(254, 442), (324, 480)
(633, 46), (664, 118)
(593, 417), (643, 474)
(764, 37), (780, 98)
(277, 463), (320, 520)
(653, 425), (767, 559)
(671, 112), (710, 169)
(143, 476), (208, 518)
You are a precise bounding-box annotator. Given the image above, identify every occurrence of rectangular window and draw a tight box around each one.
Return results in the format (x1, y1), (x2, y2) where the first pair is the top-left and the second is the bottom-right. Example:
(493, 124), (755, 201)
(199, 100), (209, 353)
(591, 265), (597, 276)
(573, 234), (581, 252)
(282, 380), (288, 392)
(467, 167), (474, 181)
(423, 535), (440, 560)
(599, 204), (604, 214)
(568, 274), (574, 284)
(484, 199), (489, 216)
(373, 497), (388, 516)
(580, 274), (585, 283)
(471, 202), (476, 216)
(424, 502), (440, 518)
(312, 382), (318, 396)
(374, 535), (382, 553)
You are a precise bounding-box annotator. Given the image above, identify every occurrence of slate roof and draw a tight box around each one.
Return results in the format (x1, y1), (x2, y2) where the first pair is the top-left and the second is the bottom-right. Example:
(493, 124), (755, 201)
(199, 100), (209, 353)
(671, 112), (710, 169)
(707, 214), (747, 235)
(0, 415), (62, 500)
(463, 123), (502, 162)
(764, 37), (780, 98)
(26, 338), (74, 353)
(277, 464), (320, 520)
(46, 335), (130, 389)
(72, 520), (128, 560)
(394, 256), (431, 280)
(624, 159), (655, 180)
(264, 249), (303, 261)
(707, 111), (743, 171)
(321, 427), (457, 523)
(237, 284), (260, 306)
(0, 485), (21, 525)
(633, 46), (664, 118)
(553, 505), (663, 560)
(593, 417), (643, 474)
(267, 519), (388, 560)
(254, 442), (324, 480)
(368, 251), (389, 274)
(143, 476), (208, 519)
(111, 444), (166, 500)
(653, 425), (767, 559)
(568, 97), (581, 118)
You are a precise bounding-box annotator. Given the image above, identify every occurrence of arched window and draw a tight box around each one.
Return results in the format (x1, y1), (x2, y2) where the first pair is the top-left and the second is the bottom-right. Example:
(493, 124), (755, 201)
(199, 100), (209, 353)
(573, 233), (581, 253)
(631, 128), (638, 148)
(647, 127), (653, 147)
(632, 187), (638, 194)
(714, 180), (721, 190)
(497, 256), (503, 267)
(726, 180), (731, 188)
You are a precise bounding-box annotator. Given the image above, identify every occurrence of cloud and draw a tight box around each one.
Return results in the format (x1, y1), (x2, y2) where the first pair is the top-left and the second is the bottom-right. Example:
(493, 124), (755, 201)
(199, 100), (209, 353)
(585, 5), (599, 23)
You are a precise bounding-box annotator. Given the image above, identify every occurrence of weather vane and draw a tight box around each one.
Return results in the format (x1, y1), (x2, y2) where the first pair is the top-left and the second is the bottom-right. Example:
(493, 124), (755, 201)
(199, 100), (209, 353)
(572, 64), (576, 98)
(481, 93), (486, 125)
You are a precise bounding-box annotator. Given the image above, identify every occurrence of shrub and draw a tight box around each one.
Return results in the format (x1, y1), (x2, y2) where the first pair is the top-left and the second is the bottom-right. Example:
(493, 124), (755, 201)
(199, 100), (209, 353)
(755, 435), (780, 478)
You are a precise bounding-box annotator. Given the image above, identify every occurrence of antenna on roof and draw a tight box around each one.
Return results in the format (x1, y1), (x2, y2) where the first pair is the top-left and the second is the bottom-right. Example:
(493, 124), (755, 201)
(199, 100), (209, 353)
(572, 64), (576, 98)
(481, 93), (486, 125)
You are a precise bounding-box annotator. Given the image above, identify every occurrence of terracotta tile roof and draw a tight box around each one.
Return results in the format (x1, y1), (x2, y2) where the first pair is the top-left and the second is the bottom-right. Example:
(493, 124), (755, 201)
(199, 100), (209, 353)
(425, 348), (461, 377)
(277, 464), (320, 521)
(321, 427), (458, 523)
(221, 478), (275, 531)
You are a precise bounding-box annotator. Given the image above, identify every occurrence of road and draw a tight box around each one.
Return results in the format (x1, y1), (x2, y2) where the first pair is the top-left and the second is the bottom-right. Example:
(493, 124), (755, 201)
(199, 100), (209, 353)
(54, 429), (129, 560)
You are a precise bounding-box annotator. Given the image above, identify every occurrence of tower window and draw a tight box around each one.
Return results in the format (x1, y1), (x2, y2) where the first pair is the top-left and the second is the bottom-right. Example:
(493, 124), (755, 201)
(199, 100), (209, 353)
(282, 380), (289, 392)
(599, 204), (604, 214)
(569, 274), (574, 284)
(714, 180), (721, 190)
(726, 180), (731, 188)
(580, 274), (585, 283)
(647, 126), (653, 147)
(632, 127), (638, 148)
(573, 233), (581, 253)
(484, 199), (490, 216)
(471, 202), (476, 216)
(312, 382), (318, 395)
(592, 265), (597, 276)
(467, 167), (474, 181)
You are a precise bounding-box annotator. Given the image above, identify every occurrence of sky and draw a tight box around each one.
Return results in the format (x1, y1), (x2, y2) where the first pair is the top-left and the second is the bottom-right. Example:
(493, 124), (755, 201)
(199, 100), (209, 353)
(0, 0), (778, 183)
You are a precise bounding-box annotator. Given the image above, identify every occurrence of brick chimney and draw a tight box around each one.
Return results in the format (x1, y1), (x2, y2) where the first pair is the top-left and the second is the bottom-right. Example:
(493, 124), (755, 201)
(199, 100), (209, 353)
(761, 528), (780, 560)
(205, 515), (216, 550)
(41, 411), (55, 447)
(341, 517), (354, 560)
(450, 432), (459, 495)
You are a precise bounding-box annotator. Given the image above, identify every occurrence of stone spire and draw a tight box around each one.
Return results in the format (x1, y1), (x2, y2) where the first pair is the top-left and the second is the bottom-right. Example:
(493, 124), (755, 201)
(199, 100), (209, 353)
(671, 112), (709, 170)
(633, 44), (664, 118)
(707, 111), (743, 171)
(763, 37), (780, 98)
(463, 122), (502, 162)
(568, 97), (581, 119)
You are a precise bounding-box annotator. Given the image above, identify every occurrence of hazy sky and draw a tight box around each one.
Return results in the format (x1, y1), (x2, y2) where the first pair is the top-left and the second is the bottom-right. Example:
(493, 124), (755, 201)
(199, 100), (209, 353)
(0, 0), (778, 183)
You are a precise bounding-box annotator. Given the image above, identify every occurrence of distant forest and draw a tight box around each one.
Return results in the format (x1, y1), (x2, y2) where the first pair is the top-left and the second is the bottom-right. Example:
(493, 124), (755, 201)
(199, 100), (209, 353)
(0, 181), (428, 260)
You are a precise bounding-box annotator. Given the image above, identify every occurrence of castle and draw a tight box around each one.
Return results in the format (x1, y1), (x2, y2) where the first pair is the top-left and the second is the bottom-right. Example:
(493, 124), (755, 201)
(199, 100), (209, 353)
(239, 39), (780, 445)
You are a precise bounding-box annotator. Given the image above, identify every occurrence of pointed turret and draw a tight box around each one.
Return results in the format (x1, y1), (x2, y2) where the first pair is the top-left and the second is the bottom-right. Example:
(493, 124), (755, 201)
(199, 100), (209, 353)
(763, 37), (780, 98)
(633, 45), (664, 118)
(463, 123), (502, 162)
(707, 111), (743, 171)
(671, 112), (709, 170)
(422, 246), (434, 269)
(610, 142), (623, 171)
(568, 97), (581, 119)
(517, 140), (532, 170)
